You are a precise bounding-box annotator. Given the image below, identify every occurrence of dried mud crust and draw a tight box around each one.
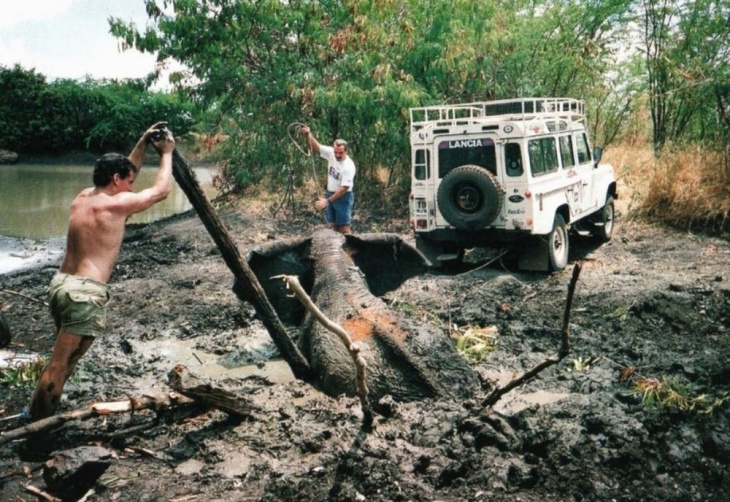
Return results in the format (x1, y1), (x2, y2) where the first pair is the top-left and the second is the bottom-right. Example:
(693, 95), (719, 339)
(1, 204), (729, 502)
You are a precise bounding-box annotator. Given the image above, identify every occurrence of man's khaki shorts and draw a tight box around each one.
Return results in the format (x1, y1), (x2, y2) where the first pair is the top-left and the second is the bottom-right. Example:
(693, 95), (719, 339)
(47, 273), (110, 337)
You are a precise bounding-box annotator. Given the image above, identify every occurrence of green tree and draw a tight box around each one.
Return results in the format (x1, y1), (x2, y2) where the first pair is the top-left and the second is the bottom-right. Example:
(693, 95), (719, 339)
(640, 0), (730, 153)
(0, 65), (194, 154)
(0, 65), (48, 152)
(111, 0), (635, 196)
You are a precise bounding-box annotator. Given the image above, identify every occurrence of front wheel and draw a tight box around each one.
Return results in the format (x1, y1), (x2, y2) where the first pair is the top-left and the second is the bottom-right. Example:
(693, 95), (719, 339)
(593, 196), (615, 242)
(548, 214), (569, 272)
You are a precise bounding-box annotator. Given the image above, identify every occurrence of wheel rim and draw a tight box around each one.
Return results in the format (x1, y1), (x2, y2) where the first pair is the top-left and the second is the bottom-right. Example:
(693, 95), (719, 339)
(550, 224), (568, 268)
(454, 185), (482, 212)
(604, 204), (614, 236)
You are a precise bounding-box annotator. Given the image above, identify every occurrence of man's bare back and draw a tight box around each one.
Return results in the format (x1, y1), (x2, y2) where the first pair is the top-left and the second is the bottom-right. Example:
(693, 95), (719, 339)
(25, 123), (175, 420)
(60, 189), (132, 283)
(60, 124), (175, 283)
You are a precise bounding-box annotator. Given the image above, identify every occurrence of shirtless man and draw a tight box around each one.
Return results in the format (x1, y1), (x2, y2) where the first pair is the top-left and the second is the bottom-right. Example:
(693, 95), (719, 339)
(26, 123), (175, 420)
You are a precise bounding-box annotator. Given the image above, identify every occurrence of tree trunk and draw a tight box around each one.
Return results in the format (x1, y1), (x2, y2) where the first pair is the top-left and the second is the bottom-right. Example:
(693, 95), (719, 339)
(170, 150), (312, 381)
(247, 229), (478, 409)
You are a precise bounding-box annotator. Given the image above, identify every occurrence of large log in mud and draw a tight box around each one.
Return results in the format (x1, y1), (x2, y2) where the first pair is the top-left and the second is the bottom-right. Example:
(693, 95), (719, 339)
(167, 147), (476, 410)
(242, 229), (479, 408)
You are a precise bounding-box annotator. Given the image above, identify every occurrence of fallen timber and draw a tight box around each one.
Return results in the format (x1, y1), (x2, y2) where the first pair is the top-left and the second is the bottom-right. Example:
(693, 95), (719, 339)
(244, 229), (480, 409)
(169, 148), (478, 410)
(170, 149), (312, 381)
(168, 147), (586, 417)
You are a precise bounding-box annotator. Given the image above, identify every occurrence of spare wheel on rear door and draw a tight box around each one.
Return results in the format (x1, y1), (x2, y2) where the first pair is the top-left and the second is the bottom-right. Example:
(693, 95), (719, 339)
(437, 165), (503, 230)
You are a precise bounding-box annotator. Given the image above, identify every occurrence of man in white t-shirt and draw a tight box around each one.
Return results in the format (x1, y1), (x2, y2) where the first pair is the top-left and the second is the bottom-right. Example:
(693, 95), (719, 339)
(300, 125), (356, 234)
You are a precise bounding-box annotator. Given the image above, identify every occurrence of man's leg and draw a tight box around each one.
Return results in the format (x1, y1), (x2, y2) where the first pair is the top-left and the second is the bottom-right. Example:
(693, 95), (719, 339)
(28, 331), (94, 419)
(332, 192), (353, 234)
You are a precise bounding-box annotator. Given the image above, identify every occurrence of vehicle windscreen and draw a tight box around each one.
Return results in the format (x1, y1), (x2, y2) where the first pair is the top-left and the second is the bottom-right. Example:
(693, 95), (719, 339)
(437, 137), (496, 178)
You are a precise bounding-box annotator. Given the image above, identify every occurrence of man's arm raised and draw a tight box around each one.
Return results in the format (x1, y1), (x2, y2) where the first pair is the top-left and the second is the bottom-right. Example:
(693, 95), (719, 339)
(299, 125), (321, 154)
(128, 122), (170, 171)
(113, 127), (176, 217)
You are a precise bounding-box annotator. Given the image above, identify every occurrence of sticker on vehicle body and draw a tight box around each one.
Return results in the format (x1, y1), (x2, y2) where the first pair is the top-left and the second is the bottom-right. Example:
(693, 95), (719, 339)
(438, 138), (495, 149)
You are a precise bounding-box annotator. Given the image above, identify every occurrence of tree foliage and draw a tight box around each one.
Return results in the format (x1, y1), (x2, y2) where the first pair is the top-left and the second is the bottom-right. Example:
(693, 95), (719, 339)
(640, 0), (730, 153)
(110, 0), (634, 195)
(0, 64), (194, 154)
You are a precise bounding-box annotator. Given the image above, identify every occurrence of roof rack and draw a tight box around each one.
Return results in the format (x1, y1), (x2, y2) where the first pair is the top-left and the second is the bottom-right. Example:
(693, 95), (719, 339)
(410, 97), (585, 132)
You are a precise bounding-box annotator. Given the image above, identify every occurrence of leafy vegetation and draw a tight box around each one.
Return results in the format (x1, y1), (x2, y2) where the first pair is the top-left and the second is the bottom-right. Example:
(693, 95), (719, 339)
(450, 324), (498, 364)
(2, 1), (729, 233)
(0, 65), (194, 154)
(628, 376), (729, 414)
(0, 357), (45, 388)
(109, 0), (636, 193)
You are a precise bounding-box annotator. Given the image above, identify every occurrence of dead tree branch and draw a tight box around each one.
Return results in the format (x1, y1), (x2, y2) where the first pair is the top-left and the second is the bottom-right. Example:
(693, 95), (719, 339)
(167, 364), (260, 418)
(482, 263), (582, 408)
(274, 274), (374, 426)
(0, 393), (195, 446)
(1, 289), (48, 306)
(23, 484), (61, 502)
(169, 149), (312, 381)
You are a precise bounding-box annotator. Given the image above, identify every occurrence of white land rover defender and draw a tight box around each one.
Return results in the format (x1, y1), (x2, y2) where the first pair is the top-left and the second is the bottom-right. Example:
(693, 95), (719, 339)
(408, 97), (617, 271)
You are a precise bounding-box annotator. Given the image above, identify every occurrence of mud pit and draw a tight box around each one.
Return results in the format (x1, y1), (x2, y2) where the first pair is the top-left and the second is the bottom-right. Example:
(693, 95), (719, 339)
(1, 202), (729, 502)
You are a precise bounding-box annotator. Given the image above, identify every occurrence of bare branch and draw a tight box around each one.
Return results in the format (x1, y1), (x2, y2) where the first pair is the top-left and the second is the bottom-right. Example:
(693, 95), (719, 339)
(482, 263), (581, 407)
(0, 393), (195, 446)
(274, 274), (374, 427)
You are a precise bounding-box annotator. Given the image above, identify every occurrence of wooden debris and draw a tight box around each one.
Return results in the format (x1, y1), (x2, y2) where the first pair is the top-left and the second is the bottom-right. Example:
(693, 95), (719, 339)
(274, 274), (374, 427)
(482, 263), (581, 407)
(23, 483), (61, 502)
(170, 149), (313, 381)
(167, 364), (260, 418)
(0, 393), (196, 446)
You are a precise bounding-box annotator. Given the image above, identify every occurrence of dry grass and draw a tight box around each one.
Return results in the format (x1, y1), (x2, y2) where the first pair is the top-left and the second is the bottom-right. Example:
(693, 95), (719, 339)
(603, 142), (730, 234)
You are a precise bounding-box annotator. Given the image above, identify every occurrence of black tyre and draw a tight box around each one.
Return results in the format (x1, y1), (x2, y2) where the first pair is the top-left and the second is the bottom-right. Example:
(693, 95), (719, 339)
(437, 165), (502, 230)
(548, 214), (569, 271)
(593, 196), (615, 242)
(0, 314), (10, 348)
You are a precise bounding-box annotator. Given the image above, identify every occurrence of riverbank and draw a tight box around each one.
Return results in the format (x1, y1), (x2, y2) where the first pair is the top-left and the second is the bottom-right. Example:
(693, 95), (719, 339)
(0, 236), (64, 275)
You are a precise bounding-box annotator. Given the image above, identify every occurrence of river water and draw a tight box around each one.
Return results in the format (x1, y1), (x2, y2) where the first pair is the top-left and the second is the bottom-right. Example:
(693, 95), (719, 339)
(0, 163), (217, 274)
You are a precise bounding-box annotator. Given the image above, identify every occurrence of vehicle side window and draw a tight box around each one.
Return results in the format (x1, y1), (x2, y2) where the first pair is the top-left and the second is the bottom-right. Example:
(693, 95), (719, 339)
(576, 132), (591, 164)
(558, 135), (575, 169)
(528, 137), (558, 176)
(414, 149), (430, 180)
(504, 143), (523, 176)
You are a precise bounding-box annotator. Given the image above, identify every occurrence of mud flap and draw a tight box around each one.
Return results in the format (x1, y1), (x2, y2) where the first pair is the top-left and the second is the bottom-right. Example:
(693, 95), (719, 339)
(518, 237), (549, 271)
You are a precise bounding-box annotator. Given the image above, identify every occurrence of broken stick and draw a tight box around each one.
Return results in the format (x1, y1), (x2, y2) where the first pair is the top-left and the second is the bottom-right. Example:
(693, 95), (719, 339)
(482, 262), (581, 407)
(274, 274), (374, 426)
(0, 393), (195, 446)
(169, 149), (312, 381)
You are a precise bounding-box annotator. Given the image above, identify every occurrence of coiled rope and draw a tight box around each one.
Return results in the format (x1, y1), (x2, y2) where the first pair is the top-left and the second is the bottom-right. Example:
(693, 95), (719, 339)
(271, 122), (322, 218)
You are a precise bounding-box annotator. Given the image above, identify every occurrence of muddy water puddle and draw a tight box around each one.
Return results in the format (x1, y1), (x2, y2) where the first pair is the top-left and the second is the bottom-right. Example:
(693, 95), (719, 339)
(135, 333), (295, 384)
(481, 369), (571, 414)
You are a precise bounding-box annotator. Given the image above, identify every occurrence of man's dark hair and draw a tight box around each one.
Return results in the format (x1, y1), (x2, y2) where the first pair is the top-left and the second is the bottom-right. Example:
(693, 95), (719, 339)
(93, 153), (136, 187)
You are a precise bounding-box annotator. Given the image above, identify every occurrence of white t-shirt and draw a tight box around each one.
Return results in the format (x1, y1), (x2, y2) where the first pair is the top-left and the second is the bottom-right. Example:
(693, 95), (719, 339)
(319, 145), (356, 193)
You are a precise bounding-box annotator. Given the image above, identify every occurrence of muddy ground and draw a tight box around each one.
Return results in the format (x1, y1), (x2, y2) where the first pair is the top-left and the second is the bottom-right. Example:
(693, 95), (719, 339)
(1, 198), (729, 502)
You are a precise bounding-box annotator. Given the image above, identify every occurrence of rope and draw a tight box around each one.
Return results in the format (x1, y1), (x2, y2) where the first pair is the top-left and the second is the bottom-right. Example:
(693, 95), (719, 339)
(453, 248), (510, 277)
(287, 122), (312, 157)
(271, 122), (323, 219)
(287, 122), (321, 191)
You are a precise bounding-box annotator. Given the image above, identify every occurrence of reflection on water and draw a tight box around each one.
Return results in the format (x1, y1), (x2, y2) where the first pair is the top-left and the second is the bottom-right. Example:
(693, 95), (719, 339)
(0, 163), (218, 240)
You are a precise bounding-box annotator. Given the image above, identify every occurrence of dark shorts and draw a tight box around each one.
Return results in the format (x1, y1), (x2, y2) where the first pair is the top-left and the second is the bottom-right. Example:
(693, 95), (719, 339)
(324, 191), (354, 227)
(47, 273), (110, 337)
